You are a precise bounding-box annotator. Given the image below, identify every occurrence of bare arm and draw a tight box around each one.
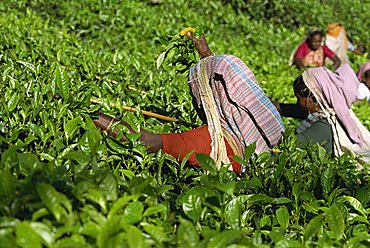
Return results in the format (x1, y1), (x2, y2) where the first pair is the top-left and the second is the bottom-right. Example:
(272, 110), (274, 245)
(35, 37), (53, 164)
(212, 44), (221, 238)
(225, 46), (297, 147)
(293, 57), (305, 69)
(93, 113), (162, 153)
(273, 102), (308, 119)
(186, 32), (213, 58)
(331, 55), (341, 70)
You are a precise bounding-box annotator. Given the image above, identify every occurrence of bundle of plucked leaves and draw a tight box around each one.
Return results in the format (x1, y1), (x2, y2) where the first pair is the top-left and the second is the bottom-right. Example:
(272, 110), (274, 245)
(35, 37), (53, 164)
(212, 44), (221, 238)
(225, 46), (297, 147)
(156, 27), (202, 75)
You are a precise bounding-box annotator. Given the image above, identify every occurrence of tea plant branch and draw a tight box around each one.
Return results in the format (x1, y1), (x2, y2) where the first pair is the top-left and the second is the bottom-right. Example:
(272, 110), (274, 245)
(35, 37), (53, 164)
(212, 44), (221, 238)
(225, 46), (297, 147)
(90, 98), (197, 127)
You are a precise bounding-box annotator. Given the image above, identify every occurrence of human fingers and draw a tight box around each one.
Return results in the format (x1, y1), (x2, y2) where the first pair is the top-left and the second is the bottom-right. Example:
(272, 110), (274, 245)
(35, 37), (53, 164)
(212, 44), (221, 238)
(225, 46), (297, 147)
(186, 31), (197, 42)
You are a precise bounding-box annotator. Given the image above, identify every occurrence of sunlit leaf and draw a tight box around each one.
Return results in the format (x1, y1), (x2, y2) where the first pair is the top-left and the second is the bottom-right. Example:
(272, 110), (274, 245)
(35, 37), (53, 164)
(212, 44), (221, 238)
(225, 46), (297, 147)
(84, 189), (107, 213)
(325, 204), (344, 240)
(16, 222), (42, 248)
(304, 214), (324, 241)
(143, 204), (167, 217)
(54, 66), (69, 100)
(7, 93), (19, 112)
(122, 201), (144, 225)
(207, 230), (241, 248)
(156, 51), (166, 69)
(143, 224), (168, 244)
(126, 225), (145, 248)
(337, 196), (367, 217)
(54, 234), (88, 248)
(98, 171), (118, 202)
(177, 217), (199, 248)
(36, 183), (72, 223)
(195, 153), (217, 175)
(225, 198), (241, 230)
(321, 165), (334, 196)
(244, 142), (256, 160)
(215, 181), (235, 196)
(276, 206), (290, 230)
(64, 117), (82, 140)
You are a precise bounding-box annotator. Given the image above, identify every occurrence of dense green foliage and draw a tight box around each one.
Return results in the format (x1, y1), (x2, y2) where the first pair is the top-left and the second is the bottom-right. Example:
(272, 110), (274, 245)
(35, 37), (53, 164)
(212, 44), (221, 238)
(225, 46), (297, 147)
(1, 0), (369, 247)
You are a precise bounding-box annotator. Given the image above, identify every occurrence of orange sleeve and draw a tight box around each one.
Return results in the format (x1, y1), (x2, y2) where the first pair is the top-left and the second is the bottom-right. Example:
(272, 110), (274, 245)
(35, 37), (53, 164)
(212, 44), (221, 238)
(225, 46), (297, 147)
(161, 125), (241, 172)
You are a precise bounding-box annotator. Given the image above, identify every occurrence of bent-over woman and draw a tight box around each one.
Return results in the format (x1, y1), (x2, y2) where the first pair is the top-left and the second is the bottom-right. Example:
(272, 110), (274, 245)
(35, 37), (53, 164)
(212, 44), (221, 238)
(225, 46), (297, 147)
(93, 33), (285, 173)
(291, 30), (341, 70)
(277, 64), (370, 164)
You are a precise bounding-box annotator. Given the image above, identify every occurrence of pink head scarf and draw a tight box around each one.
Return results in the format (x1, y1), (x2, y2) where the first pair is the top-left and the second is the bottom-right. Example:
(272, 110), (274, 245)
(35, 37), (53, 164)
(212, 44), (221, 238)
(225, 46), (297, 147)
(357, 62), (370, 81)
(304, 64), (364, 145)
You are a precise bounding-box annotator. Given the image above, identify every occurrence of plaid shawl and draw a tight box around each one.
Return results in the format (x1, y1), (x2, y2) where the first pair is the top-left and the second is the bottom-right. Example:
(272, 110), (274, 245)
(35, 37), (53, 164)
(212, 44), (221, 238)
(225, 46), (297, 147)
(188, 55), (284, 155)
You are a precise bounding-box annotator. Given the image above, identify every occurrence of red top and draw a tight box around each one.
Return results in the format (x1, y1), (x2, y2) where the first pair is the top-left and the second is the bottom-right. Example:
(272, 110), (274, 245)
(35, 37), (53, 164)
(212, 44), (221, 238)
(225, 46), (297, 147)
(294, 41), (336, 67)
(294, 41), (336, 59)
(161, 125), (241, 172)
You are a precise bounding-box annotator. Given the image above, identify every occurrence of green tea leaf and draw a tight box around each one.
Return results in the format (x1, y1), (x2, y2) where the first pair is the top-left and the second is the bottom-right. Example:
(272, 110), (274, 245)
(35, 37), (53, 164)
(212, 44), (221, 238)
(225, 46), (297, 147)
(63, 151), (91, 164)
(122, 201), (144, 225)
(337, 196), (367, 217)
(195, 153), (217, 175)
(28, 123), (45, 140)
(108, 195), (136, 219)
(54, 234), (88, 248)
(143, 204), (167, 217)
(225, 198), (241, 230)
(304, 214), (324, 241)
(36, 183), (72, 223)
(321, 165), (334, 196)
(99, 171), (118, 202)
(29, 222), (55, 246)
(64, 117), (82, 140)
(215, 181), (235, 196)
(143, 224), (168, 244)
(325, 204), (344, 240)
(271, 197), (293, 205)
(207, 230), (241, 248)
(18, 153), (42, 172)
(177, 218), (199, 248)
(17, 61), (36, 74)
(260, 216), (271, 228)
(7, 93), (19, 112)
(16, 222), (42, 248)
(0, 168), (16, 203)
(244, 142), (256, 160)
(275, 239), (301, 248)
(276, 206), (290, 230)
(84, 189), (107, 212)
(156, 51), (166, 69)
(126, 225), (145, 248)
(54, 66), (69, 100)
(180, 188), (205, 223)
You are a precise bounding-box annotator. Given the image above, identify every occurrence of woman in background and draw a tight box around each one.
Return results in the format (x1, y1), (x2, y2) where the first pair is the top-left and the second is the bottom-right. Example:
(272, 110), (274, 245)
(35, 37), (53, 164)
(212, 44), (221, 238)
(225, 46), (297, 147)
(275, 64), (370, 164)
(292, 30), (341, 70)
(325, 23), (363, 66)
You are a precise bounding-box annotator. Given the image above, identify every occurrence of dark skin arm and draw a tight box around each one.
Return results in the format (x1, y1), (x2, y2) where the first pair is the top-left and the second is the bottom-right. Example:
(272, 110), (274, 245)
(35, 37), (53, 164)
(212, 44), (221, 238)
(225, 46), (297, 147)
(273, 101), (308, 119)
(293, 57), (305, 70)
(93, 113), (162, 153)
(331, 54), (341, 71)
(186, 32), (213, 58)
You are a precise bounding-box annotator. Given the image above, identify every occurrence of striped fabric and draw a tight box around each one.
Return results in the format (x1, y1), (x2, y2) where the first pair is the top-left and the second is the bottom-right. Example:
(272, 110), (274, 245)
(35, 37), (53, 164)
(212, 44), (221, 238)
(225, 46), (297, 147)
(188, 55), (285, 154)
